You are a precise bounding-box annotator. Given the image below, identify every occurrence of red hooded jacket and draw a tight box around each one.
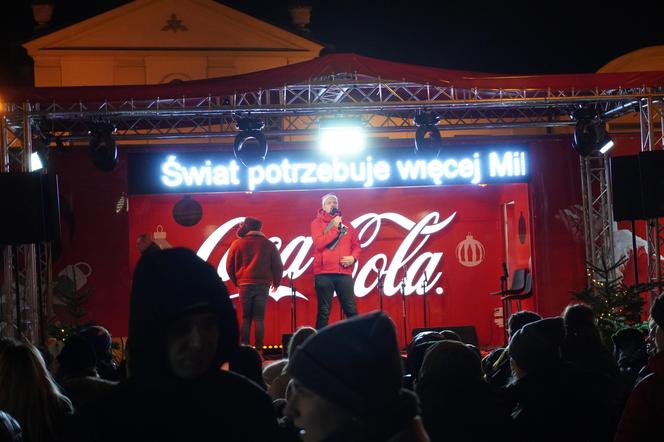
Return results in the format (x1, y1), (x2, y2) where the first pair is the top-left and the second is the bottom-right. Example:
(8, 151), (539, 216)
(310, 209), (361, 276)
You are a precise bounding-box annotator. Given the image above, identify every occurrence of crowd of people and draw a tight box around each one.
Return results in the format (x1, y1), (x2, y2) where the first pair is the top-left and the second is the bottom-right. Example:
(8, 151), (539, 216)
(1, 243), (663, 441)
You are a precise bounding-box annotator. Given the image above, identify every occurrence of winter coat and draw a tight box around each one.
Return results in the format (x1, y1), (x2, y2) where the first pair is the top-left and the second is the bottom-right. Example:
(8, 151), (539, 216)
(614, 350), (664, 442)
(226, 231), (283, 287)
(67, 248), (279, 441)
(310, 209), (361, 275)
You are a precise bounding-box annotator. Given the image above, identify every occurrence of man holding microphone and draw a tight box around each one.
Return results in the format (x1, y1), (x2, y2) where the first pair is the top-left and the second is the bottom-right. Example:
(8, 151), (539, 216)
(310, 193), (361, 328)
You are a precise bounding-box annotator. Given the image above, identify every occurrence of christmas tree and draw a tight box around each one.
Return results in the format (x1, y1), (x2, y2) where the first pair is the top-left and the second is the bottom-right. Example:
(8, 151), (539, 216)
(573, 256), (650, 343)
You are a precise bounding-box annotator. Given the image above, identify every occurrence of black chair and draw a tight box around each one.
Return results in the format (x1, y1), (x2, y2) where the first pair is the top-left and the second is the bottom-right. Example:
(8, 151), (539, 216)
(490, 268), (528, 297)
(490, 268), (529, 344)
(503, 272), (532, 302)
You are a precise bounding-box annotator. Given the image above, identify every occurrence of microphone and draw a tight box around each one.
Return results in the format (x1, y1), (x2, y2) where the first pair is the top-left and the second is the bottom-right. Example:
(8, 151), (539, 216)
(330, 207), (347, 230)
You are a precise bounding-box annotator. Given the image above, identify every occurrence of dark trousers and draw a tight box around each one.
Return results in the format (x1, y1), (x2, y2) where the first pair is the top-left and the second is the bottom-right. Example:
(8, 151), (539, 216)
(314, 274), (357, 329)
(239, 284), (269, 348)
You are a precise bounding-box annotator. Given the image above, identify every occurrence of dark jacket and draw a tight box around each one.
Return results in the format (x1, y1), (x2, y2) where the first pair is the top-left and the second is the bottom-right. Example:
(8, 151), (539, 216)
(508, 363), (616, 442)
(614, 350), (664, 442)
(310, 209), (361, 275)
(68, 248), (279, 441)
(226, 231), (283, 287)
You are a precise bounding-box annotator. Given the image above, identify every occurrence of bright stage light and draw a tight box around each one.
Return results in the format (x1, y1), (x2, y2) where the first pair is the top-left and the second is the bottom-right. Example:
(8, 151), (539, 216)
(30, 152), (43, 171)
(318, 119), (365, 155)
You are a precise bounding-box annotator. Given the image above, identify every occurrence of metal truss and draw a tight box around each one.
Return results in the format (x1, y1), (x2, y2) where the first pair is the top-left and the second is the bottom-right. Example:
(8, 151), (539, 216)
(1, 76), (653, 141)
(0, 103), (42, 342)
(640, 98), (664, 301)
(581, 152), (616, 285)
(1, 75), (663, 343)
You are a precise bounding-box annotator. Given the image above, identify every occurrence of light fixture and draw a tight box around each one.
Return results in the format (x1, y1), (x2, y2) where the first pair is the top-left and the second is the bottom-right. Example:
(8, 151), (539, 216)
(30, 151), (44, 171)
(234, 116), (267, 167)
(89, 123), (118, 172)
(414, 112), (441, 158)
(30, 123), (50, 171)
(318, 117), (365, 155)
(571, 108), (614, 156)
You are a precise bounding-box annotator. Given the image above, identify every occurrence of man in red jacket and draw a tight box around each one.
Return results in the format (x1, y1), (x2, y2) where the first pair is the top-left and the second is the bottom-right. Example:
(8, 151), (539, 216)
(227, 217), (283, 350)
(310, 194), (361, 329)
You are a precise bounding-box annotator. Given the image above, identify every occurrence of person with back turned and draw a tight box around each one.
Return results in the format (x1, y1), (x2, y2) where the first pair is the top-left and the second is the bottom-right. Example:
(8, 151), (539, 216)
(310, 193), (361, 329)
(227, 217), (283, 351)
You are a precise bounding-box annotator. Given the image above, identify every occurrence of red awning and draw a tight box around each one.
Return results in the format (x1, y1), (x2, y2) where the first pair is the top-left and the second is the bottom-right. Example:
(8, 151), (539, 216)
(3, 53), (664, 104)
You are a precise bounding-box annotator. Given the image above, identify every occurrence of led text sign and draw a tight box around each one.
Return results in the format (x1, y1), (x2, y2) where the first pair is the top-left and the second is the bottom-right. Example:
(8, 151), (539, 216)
(128, 146), (528, 195)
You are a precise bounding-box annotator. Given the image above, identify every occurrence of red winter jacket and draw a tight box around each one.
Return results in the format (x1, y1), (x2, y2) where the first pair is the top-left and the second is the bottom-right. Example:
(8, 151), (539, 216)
(310, 209), (361, 276)
(614, 350), (664, 442)
(226, 231), (283, 287)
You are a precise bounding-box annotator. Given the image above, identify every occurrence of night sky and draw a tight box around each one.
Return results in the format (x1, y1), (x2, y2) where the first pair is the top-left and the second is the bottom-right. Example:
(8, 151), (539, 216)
(2, 0), (664, 86)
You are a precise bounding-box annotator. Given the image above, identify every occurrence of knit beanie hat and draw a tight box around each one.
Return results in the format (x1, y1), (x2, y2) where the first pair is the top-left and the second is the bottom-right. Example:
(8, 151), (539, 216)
(508, 317), (565, 373)
(321, 193), (338, 208)
(651, 294), (664, 329)
(79, 325), (113, 360)
(288, 311), (403, 417)
(237, 217), (262, 237)
(57, 335), (97, 376)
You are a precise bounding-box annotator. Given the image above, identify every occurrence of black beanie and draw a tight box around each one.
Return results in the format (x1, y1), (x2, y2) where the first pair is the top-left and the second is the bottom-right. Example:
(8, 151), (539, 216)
(651, 294), (664, 329)
(508, 317), (565, 373)
(288, 311), (403, 417)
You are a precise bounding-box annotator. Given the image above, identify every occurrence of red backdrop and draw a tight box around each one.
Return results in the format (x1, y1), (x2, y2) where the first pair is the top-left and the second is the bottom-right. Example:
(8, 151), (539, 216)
(51, 135), (623, 349)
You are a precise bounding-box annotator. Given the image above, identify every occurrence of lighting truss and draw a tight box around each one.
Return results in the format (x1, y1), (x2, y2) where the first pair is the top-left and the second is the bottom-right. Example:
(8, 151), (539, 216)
(2, 73), (664, 342)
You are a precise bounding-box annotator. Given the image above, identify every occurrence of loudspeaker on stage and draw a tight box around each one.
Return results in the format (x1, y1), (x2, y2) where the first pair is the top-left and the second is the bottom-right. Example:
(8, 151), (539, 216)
(0, 173), (60, 244)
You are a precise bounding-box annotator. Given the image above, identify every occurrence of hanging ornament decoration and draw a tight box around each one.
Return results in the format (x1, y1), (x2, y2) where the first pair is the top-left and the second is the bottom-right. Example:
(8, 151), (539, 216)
(152, 225), (172, 249)
(518, 211), (527, 245)
(455, 232), (486, 267)
(172, 195), (203, 226)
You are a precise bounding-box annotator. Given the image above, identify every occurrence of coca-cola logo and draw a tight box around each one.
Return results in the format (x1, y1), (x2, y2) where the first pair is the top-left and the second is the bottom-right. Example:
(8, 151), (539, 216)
(197, 211), (456, 301)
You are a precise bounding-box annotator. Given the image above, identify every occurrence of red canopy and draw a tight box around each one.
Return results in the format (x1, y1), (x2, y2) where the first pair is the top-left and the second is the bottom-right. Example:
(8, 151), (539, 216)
(3, 53), (664, 104)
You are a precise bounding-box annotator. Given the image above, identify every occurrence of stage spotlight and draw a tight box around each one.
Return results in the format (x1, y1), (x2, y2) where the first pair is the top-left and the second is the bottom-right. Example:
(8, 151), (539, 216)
(234, 116), (267, 167)
(598, 131), (615, 154)
(30, 139), (49, 171)
(571, 109), (614, 156)
(318, 117), (365, 155)
(89, 123), (118, 172)
(414, 112), (441, 158)
(30, 151), (44, 171)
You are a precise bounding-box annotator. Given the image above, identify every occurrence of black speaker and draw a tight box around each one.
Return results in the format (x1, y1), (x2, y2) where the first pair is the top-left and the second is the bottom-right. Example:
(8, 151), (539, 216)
(411, 326), (479, 348)
(639, 150), (664, 219)
(0, 173), (61, 244)
(611, 151), (664, 221)
(611, 155), (644, 221)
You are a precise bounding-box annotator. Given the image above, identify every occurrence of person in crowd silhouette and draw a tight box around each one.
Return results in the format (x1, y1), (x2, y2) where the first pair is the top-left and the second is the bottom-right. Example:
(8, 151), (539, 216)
(228, 344), (267, 390)
(402, 330), (445, 390)
(0, 338), (73, 442)
(482, 310), (541, 389)
(615, 294), (664, 441)
(560, 303), (618, 379)
(55, 335), (117, 410)
(0, 410), (23, 442)
(78, 325), (119, 381)
(68, 248), (278, 441)
(263, 326), (317, 389)
(611, 327), (648, 393)
(507, 317), (615, 442)
(284, 311), (429, 441)
(417, 340), (512, 442)
(267, 326), (317, 400)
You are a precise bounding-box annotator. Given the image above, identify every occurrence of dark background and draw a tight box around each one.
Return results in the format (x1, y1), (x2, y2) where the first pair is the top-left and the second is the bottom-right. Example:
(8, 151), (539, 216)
(2, 0), (663, 86)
